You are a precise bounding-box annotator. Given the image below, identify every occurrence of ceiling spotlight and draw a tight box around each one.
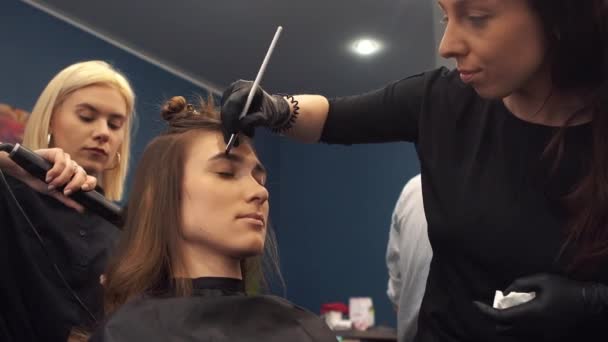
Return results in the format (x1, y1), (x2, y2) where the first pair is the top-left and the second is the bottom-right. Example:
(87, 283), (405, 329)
(351, 38), (382, 56)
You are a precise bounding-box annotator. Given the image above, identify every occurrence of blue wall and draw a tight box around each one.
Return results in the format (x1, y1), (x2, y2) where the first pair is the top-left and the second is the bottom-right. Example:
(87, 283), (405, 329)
(276, 141), (420, 328)
(1, 0), (426, 329)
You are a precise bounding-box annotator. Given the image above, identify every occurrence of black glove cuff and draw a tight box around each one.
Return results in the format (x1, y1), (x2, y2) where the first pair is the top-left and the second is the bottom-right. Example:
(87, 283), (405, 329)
(271, 94), (300, 133)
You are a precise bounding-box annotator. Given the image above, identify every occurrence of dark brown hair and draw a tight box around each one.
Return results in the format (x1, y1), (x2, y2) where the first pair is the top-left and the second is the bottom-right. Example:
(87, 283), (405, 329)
(529, 0), (608, 275)
(102, 96), (281, 316)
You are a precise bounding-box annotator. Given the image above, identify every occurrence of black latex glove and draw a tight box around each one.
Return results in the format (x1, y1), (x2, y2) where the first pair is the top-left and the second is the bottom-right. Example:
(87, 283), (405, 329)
(474, 273), (608, 340)
(220, 80), (291, 145)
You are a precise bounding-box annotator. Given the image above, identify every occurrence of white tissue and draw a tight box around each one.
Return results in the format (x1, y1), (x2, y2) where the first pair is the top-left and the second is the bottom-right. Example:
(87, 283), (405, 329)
(493, 290), (536, 309)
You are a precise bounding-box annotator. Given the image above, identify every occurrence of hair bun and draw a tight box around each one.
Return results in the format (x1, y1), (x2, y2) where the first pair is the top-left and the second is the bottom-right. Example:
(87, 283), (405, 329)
(161, 96), (187, 122)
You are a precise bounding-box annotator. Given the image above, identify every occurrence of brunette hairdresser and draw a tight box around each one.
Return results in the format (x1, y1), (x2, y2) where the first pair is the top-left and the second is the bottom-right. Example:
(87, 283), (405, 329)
(220, 1), (608, 341)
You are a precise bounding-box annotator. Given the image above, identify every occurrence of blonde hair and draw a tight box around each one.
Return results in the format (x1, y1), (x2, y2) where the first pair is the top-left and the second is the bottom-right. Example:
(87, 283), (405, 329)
(22, 60), (135, 201)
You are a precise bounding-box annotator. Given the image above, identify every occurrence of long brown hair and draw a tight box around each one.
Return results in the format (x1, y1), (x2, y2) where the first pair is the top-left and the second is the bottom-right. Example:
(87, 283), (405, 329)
(529, 0), (608, 275)
(103, 96), (281, 316)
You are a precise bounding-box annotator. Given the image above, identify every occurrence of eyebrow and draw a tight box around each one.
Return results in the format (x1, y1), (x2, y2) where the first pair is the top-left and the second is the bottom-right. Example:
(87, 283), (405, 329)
(208, 152), (267, 175)
(75, 103), (126, 119)
(437, 0), (476, 9)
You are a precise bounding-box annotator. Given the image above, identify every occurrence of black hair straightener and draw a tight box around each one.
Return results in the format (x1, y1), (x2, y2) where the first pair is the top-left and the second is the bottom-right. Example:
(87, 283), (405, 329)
(0, 142), (122, 224)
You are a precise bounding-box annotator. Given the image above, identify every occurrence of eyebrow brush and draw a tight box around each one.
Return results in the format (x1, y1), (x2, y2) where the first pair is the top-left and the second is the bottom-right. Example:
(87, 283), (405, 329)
(225, 26), (283, 154)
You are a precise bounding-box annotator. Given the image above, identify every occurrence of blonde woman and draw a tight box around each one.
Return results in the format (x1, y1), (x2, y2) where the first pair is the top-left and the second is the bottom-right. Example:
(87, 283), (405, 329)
(0, 60), (135, 341)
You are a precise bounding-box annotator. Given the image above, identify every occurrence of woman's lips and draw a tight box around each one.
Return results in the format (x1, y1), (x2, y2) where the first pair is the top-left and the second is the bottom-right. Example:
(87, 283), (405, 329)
(84, 147), (108, 156)
(458, 69), (481, 84)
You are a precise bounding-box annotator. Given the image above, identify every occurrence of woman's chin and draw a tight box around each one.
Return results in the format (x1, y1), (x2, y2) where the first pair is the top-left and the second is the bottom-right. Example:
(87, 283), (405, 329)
(79, 161), (104, 176)
(233, 242), (265, 259)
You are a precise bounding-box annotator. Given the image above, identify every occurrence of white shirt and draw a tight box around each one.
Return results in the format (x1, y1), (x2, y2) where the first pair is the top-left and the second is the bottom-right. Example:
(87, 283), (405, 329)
(386, 174), (432, 342)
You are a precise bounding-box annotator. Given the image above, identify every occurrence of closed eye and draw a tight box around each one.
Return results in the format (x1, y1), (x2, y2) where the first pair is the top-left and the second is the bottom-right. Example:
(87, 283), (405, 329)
(109, 121), (123, 130)
(79, 115), (95, 122)
(217, 172), (235, 178)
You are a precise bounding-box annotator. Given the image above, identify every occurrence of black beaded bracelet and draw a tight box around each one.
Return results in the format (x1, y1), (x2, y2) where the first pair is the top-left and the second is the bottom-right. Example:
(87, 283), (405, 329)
(273, 94), (300, 133)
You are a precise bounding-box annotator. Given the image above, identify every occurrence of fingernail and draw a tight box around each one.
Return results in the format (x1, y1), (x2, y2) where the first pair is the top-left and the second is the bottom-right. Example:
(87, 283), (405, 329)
(64, 189), (72, 196)
(81, 184), (89, 191)
(48, 184), (55, 191)
(46, 175), (53, 183)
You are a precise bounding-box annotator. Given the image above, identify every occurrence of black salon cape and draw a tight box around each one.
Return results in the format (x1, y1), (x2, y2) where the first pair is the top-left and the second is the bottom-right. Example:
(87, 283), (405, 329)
(91, 278), (337, 342)
(0, 172), (119, 341)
